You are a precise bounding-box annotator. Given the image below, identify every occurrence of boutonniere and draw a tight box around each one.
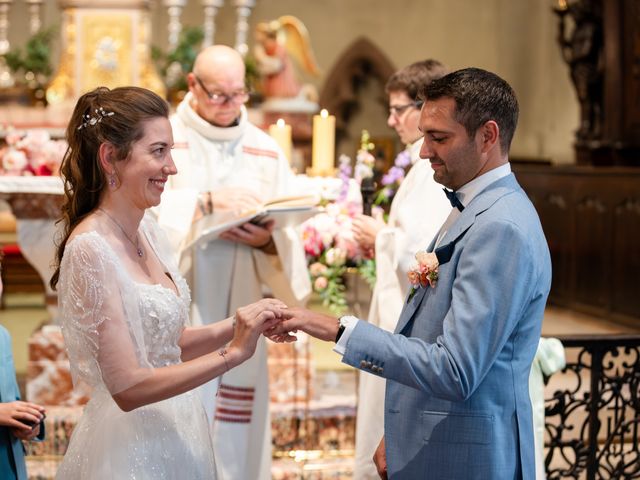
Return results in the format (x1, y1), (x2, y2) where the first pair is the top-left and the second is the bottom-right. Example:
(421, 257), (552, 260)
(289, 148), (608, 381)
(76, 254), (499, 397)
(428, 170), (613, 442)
(407, 250), (439, 301)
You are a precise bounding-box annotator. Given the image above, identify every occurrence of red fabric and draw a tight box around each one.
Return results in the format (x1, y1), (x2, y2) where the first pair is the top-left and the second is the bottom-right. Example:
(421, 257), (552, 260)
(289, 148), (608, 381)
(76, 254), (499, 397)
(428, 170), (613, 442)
(1, 244), (21, 256)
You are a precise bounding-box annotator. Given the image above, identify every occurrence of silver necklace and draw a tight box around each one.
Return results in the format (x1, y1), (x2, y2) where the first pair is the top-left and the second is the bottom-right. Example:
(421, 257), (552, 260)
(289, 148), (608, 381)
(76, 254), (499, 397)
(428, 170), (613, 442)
(98, 208), (144, 258)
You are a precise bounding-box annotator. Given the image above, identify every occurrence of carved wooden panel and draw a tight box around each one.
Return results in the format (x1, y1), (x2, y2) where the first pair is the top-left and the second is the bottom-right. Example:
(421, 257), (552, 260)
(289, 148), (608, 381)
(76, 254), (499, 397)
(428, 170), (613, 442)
(514, 169), (574, 304)
(513, 163), (640, 327)
(612, 195), (640, 318)
(574, 192), (609, 309)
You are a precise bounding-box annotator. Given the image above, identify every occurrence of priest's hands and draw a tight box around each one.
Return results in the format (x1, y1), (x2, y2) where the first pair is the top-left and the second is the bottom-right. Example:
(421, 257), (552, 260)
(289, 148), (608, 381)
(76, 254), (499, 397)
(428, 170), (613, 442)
(0, 400), (45, 439)
(230, 298), (288, 361)
(264, 307), (338, 343)
(219, 219), (275, 250)
(352, 214), (385, 253)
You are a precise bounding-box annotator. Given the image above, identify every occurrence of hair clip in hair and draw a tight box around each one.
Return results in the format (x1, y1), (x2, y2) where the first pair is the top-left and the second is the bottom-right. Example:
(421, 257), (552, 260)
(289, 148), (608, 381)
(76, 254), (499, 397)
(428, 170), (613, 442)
(77, 107), (115, 130)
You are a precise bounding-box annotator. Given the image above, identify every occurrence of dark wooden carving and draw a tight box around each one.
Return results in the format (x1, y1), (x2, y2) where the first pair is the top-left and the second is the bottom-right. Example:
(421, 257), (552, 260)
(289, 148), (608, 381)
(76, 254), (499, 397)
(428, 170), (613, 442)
(554, 0), (640, 165)
(513, 163), (640, 327)
(554, 0), (604, 143)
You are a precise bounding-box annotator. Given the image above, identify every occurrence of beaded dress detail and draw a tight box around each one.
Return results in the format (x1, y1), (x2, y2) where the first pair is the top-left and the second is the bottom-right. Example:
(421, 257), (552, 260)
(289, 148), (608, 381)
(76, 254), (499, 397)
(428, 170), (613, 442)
(55, 216), (217, 479)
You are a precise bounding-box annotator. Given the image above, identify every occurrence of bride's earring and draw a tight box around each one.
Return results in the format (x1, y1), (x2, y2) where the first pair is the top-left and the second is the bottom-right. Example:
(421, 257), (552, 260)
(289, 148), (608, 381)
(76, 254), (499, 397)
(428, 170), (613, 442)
(108, 173), (117, 189)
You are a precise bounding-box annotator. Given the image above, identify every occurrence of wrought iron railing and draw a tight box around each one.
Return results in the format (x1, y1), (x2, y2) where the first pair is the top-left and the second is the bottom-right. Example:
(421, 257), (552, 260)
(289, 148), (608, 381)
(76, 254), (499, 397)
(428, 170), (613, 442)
(544, 334), (640, 479)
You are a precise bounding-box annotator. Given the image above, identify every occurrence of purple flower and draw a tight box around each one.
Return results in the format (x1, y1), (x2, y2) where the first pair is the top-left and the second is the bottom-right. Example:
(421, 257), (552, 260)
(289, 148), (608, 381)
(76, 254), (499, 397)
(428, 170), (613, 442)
(337, 154), (352, 202)
(394, 150), (411, 168)
(381, 166), (405, 186)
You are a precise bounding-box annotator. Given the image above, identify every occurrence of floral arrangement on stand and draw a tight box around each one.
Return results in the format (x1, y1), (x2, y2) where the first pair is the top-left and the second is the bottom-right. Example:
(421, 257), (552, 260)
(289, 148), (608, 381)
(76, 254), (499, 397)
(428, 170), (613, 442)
(0, 129), (67, 176)
(302, 131), (417, 314)
(302, 131), (380, 314)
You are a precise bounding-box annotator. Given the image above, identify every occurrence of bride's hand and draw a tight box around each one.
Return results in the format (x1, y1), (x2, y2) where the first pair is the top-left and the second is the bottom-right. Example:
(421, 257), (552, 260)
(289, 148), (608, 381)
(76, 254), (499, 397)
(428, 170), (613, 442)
(229, 298), (287, 360)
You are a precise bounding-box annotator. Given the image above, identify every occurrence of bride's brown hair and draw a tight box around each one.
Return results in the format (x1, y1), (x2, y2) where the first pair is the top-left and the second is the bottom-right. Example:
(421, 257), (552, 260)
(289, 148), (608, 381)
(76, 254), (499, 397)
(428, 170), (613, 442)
(50, 86), (169, 289)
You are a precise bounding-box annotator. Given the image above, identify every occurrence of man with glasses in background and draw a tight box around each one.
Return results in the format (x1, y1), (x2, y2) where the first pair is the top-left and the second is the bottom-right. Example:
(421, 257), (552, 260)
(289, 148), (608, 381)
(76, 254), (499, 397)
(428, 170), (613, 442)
(157, 44), (310, 480)
(351, 59), (452, 479)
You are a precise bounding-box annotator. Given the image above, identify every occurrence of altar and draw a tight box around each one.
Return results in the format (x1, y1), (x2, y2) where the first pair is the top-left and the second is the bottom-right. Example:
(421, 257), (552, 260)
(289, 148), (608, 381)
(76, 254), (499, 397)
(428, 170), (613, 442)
(0, 176), (63, 319)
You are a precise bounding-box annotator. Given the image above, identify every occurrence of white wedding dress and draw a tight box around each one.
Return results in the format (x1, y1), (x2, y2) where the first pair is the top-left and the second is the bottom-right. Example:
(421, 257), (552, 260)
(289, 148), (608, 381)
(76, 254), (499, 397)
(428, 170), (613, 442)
(55, 215), (218, 479)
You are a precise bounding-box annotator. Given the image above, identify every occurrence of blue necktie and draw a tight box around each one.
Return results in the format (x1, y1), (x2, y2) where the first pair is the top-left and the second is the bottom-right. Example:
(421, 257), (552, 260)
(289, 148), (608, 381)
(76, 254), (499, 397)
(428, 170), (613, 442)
(443, 188), (465, 211)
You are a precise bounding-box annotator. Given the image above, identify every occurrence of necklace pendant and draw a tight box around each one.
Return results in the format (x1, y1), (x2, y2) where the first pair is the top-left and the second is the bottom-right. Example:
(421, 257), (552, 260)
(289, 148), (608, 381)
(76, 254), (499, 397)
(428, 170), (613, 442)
(137, 248), (144, 257)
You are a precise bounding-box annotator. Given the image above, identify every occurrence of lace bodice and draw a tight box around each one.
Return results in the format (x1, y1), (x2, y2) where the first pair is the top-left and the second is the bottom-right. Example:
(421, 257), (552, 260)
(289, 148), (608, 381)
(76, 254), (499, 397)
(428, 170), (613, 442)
(139, 283), (189, 367)
(58, 214), (191, 395)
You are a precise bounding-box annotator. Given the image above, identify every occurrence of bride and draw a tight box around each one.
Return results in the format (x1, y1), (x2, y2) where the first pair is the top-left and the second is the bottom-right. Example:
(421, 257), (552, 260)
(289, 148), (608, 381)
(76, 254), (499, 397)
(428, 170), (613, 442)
(50, 86), (285, 479)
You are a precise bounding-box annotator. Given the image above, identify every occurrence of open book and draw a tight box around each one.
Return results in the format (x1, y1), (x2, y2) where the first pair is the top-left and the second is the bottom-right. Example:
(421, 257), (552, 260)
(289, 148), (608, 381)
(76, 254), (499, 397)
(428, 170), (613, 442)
(184, 194), (320, 249)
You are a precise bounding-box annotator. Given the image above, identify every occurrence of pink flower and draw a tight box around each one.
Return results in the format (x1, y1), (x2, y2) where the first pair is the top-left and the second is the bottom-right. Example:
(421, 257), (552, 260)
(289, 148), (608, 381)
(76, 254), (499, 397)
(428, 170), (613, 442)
(0, 129), (66, 177)
(309, 262), (328, 277)
(407, 251), (439, 289)
(314, 276), (328, 291)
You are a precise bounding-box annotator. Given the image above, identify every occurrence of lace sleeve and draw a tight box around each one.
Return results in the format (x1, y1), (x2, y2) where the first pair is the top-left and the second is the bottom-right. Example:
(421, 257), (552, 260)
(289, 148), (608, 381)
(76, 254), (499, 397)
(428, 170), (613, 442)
(58, 232), (153, 395)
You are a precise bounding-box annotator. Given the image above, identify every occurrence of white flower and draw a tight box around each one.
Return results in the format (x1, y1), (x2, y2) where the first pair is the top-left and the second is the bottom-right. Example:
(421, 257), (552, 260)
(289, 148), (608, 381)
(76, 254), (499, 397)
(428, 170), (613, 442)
(2, 148), (28, 173)
(325, 247), (347, 267)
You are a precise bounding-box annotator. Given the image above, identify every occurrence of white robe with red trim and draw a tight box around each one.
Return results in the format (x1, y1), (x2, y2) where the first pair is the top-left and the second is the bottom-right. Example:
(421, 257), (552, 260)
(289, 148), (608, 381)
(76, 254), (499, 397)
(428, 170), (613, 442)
(156, 94), (311, 480)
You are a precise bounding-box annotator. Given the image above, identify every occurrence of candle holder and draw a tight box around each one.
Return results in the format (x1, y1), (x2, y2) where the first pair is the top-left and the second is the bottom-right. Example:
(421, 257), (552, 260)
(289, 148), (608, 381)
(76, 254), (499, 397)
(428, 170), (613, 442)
(0, 0), (13, 88)
(26, 0), (43, 35)
(234, 0), (255, 57)
(164, 0), (187, 52)
(202, 0), (224, 47)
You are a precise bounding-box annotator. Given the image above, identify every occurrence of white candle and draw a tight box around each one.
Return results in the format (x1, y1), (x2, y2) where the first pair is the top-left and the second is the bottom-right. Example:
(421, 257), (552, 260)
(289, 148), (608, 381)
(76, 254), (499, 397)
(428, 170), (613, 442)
(312, 109), (335, 175)
(269, 118), (292, 164)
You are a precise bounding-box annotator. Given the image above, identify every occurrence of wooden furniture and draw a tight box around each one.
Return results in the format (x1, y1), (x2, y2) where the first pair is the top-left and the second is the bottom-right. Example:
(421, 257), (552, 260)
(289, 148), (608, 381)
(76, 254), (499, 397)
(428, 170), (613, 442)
(514, 163), (640, 326)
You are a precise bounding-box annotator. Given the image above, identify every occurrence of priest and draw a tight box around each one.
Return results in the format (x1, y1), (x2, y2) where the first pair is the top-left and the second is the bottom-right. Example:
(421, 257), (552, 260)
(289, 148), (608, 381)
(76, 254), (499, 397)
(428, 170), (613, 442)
(156, 45), (311, 480)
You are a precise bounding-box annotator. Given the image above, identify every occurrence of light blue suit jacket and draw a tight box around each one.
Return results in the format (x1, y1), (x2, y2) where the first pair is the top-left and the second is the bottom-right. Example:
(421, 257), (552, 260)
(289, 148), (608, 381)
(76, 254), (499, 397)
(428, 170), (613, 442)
(1, 326), (44, 480)
(343, 174), (551, 479)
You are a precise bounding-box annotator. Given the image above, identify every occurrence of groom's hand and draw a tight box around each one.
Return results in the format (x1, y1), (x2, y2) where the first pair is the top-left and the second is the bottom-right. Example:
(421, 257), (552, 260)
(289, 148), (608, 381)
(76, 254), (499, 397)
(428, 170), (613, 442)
(264, 307), (338, 343)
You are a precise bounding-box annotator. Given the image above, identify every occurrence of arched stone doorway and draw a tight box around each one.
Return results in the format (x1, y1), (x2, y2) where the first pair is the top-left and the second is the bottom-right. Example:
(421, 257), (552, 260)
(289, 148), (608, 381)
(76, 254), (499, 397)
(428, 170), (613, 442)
(319, 37), (397, 166)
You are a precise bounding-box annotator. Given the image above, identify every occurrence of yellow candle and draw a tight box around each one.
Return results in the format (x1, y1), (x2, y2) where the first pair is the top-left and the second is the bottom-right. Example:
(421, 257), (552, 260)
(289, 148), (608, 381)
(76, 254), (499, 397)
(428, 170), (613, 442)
(312, 109), (335, 175)
(269, 118), (292, 164)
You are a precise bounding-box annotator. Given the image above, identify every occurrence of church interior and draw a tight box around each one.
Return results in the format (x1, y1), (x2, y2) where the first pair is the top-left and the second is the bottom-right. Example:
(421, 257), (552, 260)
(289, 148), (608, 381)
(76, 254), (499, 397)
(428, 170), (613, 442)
(0, 0), (638, 478)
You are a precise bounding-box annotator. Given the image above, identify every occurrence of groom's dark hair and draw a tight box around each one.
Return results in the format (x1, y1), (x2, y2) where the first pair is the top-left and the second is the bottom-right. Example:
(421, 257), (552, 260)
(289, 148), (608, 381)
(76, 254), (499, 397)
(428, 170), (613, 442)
(419, 67), (519, 154)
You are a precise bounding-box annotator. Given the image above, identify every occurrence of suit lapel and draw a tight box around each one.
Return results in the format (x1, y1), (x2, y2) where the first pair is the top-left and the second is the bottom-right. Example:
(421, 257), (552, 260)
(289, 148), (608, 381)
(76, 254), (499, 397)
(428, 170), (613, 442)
(394, 174), (521, 335)
(393, 230), (439, 333)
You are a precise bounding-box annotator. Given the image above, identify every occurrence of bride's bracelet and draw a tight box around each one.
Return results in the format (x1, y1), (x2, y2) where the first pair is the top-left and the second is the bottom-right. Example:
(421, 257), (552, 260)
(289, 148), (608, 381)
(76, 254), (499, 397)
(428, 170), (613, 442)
(218, 348), (230, 371)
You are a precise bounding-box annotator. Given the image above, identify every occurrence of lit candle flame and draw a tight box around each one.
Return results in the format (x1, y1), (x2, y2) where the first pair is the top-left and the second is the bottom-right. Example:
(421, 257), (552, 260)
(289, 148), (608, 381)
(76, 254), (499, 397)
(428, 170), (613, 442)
(320, 109), (328, 118)
(277, 118), (285, 127)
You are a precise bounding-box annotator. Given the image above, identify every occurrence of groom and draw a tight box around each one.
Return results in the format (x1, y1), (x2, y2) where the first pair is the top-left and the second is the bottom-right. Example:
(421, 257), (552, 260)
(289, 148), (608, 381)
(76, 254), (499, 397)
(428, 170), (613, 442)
(268, 68), (551, 479)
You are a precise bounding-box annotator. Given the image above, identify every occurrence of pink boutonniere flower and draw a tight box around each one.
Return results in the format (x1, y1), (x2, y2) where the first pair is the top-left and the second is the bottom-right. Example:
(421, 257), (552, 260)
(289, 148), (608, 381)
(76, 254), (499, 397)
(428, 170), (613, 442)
(407, 250), (439, 300)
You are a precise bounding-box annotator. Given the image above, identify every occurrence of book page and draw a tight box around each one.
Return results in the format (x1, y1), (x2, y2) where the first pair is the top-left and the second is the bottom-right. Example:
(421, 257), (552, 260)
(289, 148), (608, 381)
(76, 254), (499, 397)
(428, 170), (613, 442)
(184, 198), (320, 250)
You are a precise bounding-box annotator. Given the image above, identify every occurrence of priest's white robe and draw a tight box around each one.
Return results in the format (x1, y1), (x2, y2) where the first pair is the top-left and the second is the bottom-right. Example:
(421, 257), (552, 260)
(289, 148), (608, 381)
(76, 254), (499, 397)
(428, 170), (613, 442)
(156, 94), (311, 480)
(353, 140), (451, 480)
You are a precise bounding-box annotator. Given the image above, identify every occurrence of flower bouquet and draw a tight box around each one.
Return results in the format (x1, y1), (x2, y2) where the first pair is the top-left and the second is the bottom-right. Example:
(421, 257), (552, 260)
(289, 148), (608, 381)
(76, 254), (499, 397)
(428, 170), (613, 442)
(0, 129), (67, 176)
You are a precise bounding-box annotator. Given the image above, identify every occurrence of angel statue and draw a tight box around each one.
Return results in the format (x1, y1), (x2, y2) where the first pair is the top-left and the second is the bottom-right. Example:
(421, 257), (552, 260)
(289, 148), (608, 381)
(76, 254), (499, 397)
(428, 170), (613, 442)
(254, 15), (320, 105)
